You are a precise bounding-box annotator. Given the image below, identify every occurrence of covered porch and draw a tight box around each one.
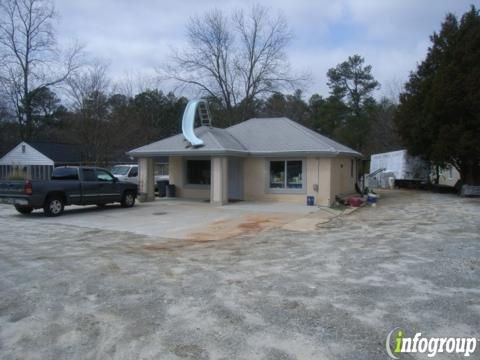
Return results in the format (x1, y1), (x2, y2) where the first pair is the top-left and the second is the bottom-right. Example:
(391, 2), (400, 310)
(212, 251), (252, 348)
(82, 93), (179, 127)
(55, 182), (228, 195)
(136, 155), (243, 205)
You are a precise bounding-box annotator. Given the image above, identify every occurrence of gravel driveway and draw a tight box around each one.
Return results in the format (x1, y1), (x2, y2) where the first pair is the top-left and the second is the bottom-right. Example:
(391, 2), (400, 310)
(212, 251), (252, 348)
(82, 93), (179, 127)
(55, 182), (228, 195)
(0, 190), (479, 359)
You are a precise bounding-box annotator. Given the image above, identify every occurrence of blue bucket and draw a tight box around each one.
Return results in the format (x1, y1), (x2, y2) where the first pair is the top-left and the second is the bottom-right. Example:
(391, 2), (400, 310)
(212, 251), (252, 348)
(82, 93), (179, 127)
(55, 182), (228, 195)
(307, 196), (315, 206)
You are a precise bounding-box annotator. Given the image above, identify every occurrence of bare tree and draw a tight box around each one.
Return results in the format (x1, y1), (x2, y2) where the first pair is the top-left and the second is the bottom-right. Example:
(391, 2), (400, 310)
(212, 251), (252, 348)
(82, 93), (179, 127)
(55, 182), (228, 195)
(164, 9), (236, 110)
(0, 0), (83, 140)
(162, 5), (304, 122)
(65, 62), (111, 164)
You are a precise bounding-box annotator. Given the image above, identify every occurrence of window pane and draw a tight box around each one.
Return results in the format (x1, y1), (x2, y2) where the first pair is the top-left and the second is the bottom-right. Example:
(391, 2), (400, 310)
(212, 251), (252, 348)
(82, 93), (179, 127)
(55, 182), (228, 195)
(287, 161), (303, 188)
(52, 167), (79, 180)
(82, 169), (96, 182)
(111, 165), (130, 175)
(97, 170), (114, 182)
(129, 167), (138, 177)
(155, 163), (169, 176)
(269, 161), (285, 188)
(186, 160), (210, 185)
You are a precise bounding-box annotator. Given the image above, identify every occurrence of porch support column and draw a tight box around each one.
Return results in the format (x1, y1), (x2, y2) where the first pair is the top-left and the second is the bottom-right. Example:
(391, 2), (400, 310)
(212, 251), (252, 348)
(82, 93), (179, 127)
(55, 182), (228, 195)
(138, 157), (155, 202)
(210, 156), (228, 205)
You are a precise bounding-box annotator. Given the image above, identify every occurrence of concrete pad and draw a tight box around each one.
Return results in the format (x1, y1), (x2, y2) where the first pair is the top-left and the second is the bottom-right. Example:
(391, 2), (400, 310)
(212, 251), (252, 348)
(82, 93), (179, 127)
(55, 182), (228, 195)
(0, 199), (319, 240)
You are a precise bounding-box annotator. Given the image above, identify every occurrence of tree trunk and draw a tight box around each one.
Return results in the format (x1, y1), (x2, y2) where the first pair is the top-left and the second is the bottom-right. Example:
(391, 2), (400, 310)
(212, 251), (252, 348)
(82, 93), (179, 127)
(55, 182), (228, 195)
(434, 165), (440, 185)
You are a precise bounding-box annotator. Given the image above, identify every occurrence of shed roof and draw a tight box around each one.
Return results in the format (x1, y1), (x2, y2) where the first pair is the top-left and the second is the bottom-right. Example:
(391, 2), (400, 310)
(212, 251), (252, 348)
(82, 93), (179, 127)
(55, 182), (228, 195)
(127, 117), (361, 158)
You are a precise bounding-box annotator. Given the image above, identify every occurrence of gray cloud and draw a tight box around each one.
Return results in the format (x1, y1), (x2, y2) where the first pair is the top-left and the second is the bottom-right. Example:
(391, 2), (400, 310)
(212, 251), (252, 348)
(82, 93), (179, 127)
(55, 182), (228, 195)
(55, 0), (473, 99)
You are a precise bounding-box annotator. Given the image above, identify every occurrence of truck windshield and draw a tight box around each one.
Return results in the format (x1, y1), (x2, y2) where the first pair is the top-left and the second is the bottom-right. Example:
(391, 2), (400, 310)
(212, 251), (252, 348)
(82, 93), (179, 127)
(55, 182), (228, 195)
(52, 168), (79, 180)
(111, 166), (130, 176)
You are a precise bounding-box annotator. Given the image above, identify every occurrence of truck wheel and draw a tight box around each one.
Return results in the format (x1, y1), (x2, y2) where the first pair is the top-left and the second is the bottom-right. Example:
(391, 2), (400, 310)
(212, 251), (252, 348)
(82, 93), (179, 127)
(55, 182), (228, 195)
(14, 205), (33, 215)
(44, 196), (65, 217)
(121, 191), (135, 208)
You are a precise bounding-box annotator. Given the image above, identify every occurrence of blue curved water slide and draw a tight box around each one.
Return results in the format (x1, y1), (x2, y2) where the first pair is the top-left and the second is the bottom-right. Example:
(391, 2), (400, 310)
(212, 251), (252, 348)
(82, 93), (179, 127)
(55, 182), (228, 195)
(182, 99), (206, 147)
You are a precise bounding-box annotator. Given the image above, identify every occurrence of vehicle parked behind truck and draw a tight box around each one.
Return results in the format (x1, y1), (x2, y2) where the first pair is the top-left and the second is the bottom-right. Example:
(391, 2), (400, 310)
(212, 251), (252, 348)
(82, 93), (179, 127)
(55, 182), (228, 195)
(0, 167), (138, 216)
(111, 164), (169, 192)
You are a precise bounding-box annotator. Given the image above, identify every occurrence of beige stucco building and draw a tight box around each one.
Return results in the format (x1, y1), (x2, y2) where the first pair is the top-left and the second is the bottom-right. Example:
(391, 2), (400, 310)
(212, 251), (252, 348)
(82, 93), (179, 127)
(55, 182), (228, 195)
(128, 118), (361, 206)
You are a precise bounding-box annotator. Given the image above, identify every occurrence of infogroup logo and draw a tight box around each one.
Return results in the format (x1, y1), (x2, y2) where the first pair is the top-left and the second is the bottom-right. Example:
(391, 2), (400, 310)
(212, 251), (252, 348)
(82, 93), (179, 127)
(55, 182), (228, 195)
(386, 328), (478, 358)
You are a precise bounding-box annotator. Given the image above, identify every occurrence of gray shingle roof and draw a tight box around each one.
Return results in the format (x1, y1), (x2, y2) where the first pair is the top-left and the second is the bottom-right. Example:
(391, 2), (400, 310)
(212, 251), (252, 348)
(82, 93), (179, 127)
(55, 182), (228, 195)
(227, 118), (361, 157)
(127, 117), (361, 158)
(127, 126), (247, 156)
(28, 142), (82, 163)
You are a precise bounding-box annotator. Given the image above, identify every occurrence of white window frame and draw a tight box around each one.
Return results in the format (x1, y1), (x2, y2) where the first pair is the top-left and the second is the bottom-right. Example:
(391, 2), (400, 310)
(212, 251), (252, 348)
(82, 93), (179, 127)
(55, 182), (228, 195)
(265, 159), (306, 194)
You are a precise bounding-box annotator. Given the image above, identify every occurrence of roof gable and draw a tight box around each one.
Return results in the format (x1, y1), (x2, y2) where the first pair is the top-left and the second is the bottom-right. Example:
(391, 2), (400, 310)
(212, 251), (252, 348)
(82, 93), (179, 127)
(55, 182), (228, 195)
(0, 142), (54, 166)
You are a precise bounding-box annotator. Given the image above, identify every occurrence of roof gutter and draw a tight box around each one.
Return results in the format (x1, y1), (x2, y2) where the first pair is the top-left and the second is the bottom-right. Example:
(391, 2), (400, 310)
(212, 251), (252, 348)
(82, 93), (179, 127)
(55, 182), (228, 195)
(126, 150), (363, 158)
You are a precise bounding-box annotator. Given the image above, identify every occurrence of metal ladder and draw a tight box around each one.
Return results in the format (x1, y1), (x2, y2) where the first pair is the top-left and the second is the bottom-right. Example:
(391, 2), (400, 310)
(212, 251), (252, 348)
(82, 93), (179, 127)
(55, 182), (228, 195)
(367, 167), (386, 178)
(197, 101), (213, 127)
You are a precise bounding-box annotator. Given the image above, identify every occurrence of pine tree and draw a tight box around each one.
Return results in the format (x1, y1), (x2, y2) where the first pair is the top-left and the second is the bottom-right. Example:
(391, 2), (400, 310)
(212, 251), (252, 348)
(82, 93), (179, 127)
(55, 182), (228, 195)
(395, 6), (480, 185)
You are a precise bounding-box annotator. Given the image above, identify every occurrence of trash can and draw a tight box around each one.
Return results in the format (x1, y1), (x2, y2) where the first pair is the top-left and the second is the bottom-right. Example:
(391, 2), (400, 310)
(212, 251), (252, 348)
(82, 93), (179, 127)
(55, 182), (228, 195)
(166, 184), (176, 198)
(156, 180), (169, 197)
(306, 196), (315, 206)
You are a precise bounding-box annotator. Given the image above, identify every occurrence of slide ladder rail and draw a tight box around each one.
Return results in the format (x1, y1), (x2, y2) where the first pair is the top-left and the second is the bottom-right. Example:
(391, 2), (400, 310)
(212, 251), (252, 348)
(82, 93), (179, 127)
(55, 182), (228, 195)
(367, 167), (386, 178)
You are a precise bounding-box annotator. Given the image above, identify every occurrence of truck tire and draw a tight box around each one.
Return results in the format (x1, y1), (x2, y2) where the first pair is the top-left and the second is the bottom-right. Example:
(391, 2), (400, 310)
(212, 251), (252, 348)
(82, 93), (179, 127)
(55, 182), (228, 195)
(14, 205), (33, 215)
(44, 195), (65, 217)
(121, 191), (136, 208)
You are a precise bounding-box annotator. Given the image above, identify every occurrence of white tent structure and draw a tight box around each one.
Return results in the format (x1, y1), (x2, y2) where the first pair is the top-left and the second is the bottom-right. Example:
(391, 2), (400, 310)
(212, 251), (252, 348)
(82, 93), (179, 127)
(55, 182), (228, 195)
(370, 149), (430, 181)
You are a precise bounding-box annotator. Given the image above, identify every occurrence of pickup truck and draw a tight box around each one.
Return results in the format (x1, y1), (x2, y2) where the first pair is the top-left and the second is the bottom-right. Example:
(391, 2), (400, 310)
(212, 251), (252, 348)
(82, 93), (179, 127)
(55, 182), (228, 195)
(0, 167), (138, 216)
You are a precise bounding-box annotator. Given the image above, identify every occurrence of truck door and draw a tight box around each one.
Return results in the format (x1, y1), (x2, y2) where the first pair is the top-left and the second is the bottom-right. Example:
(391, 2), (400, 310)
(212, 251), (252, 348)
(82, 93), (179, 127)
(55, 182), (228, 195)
(127, 166), (139, 184)
(80, 168), (100, 205)
(95, 169), (122, 203)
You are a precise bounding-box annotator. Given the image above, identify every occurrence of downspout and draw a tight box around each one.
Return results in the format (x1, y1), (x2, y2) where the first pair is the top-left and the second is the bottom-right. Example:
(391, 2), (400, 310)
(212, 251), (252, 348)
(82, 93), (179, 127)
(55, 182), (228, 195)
(317, 157), (320, 205)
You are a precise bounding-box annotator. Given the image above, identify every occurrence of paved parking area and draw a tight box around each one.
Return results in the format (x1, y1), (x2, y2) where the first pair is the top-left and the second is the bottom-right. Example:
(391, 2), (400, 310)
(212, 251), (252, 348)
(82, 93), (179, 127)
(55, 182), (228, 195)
(0, 190), (479, 359)
(0, 199), (328, 240)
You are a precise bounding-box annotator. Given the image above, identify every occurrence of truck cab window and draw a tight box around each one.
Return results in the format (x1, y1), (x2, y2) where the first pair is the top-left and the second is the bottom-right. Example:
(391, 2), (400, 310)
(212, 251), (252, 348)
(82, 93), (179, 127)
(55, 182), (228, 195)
(129, 167), (138, 177)
(82, 169), (96, 182)
(96, 170), (115, 182)
(51, 168), (79, 180)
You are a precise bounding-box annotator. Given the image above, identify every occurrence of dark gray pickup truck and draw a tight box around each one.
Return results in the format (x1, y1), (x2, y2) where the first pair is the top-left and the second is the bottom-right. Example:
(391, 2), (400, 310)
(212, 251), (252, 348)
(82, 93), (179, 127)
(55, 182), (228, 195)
(0, 167), (138, 216)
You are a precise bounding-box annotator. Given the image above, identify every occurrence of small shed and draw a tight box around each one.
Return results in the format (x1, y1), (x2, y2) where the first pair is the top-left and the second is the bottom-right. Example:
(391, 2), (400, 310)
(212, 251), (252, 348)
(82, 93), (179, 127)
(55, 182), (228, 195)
(0, 141), (83, 180)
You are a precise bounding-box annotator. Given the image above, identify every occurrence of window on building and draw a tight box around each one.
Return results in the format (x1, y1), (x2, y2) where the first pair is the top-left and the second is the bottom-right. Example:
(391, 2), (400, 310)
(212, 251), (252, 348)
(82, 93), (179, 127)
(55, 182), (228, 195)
(269, 160), (303, 190)
(186, 160), (210, 185)
(21, 145), (26, 153)
(448, 165), (453, 180)
(155, 163), (169, 176)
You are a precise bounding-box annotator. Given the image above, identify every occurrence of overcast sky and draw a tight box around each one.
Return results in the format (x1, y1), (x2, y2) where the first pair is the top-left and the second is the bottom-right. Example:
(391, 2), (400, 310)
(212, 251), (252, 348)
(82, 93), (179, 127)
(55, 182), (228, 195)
(55, 0), (473, 99)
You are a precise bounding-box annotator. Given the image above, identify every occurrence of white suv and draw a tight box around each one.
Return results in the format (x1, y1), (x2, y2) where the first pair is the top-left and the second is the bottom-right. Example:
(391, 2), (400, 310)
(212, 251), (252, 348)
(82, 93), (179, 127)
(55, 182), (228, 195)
(111, 164), (139, 183)
(111, 164), (169, 186)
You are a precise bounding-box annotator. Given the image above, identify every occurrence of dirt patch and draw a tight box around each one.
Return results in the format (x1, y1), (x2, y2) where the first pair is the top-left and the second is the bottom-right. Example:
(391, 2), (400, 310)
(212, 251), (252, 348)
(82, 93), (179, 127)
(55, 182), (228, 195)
(186, 213), (300, 241)
(141, 238), (216, 252)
